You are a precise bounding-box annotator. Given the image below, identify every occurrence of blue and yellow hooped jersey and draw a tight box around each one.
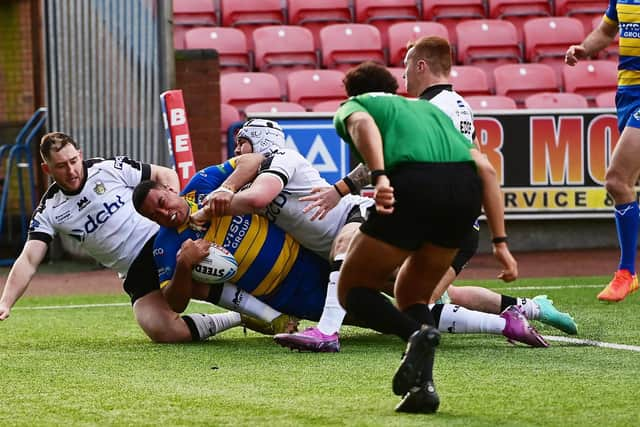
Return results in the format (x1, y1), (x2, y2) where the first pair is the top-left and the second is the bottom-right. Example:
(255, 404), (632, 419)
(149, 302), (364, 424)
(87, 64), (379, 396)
(605, 0), (640, 87)
(152, 159), (330, 320)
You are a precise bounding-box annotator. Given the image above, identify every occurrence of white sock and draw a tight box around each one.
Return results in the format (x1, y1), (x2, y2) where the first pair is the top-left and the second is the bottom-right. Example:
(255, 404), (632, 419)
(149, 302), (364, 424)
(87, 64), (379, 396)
(437, 304), (506, 335)
(218, 283), (280, 322)
(183, 312), (242, 341)
(516, 298), (540, 320)
(317, 255), (347, 335)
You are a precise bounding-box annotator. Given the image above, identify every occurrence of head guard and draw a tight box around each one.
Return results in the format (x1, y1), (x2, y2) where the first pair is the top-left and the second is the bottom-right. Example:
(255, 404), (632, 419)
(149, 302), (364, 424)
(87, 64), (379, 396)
(236, 119), (285, 155)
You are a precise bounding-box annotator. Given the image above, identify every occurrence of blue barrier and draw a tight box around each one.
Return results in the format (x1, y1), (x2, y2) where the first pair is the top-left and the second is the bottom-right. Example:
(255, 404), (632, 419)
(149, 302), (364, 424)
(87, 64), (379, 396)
(0, 108), (47, 266)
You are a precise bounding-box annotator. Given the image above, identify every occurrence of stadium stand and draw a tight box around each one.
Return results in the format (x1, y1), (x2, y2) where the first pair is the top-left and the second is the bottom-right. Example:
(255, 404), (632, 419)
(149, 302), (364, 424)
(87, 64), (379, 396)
(245, 101), (307, 113)
(220, 102), (241, 145)
(184, 27), (251, 73)
(595, 90), (616, 108)
(319, 24), (386, 71)
(554, 0), (608, 35)
(288, 0), (353, 49)
(487, 0), (552, 41)
(354, 0), (421, 47)
(220, 0), (286, 48)
(456, 19), (521, 86)
(387, 21), (450, 67)
(220, 72), (282, 111)
(524, 92), (589, 109)
(465, 95), (517, 109)
(523, 17), (585, 83)
(173, 0), (218, 49)
(388, 67), (409, 96)
(252, 25), (318, 96)
(287, 69), (346, 110)
(422, 0), (486, 45)
(562, 60), (618, 106)
(450, 65), (492, 96)
(494, 63), (558, 106)
(312, 100), (345, 112)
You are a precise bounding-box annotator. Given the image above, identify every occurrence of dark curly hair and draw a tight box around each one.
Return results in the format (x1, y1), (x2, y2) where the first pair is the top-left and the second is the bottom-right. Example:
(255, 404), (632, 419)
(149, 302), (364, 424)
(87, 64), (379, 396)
(343, 61), (399, 97)
(132, 180), (162, 215)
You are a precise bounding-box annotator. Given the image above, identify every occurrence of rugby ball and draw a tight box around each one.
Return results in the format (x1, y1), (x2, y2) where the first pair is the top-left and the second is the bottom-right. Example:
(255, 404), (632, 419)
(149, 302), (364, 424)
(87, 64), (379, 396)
(191, 243), (238, 285)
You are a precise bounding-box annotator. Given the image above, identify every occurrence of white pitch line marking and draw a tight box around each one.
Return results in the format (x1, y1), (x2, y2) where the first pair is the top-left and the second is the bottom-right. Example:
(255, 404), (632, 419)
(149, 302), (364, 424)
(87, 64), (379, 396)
(544, 335), (640, 352)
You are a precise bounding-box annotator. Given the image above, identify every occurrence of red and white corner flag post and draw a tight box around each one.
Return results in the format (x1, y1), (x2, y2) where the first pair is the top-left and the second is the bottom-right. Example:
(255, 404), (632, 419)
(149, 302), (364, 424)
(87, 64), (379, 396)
(160, 90), (196, 190)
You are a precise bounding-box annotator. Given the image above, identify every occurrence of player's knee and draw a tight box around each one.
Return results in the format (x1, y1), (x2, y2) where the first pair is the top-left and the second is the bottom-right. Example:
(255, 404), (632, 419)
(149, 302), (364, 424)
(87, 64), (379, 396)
(605, 169), (632, 201)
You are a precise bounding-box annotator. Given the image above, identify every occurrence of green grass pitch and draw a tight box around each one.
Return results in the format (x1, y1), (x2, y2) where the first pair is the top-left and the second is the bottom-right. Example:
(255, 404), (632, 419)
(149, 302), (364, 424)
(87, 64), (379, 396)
(1, 276), (639, 426)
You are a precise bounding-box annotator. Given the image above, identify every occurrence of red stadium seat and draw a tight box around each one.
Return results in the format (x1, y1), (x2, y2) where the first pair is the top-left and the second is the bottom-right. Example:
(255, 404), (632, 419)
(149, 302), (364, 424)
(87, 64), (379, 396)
(562, 60), (618, 106)
(220, 0), (286, 48)
(354, 0), (421, 47)
(312, 100), (345, 112)
(422, 0), (486, 45)
(388, 67), (409, 96)
(494, 63), (558, 106)
(173, 0), (218, 49)
(524, 92), (589, 109)
(450, 65), (492, 96)
(184, 27), (250, 73)
(220, 103), (241, 153)
(554, 0), (608, 35)
(465, 95), (517, 110)
(456, 20), (522, 85)
(387, 21), (450, 67)
(595, 90), (616, 108)
(220, 72), (282, 111)
(287, 70), (346, 110)
(245, 101), (307, 114)
(288, 0), (353, 49)
(319, 24), (386, 71)
(487, 0), (552, 41)
(252, 26), (318, 96)
(523, 17), (585, 83)
(592, 16), (618, 60)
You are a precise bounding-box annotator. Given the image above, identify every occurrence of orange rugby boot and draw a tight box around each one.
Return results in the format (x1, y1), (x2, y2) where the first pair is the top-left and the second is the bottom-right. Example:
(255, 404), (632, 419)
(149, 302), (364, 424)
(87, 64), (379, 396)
(597, 269), (639, 302)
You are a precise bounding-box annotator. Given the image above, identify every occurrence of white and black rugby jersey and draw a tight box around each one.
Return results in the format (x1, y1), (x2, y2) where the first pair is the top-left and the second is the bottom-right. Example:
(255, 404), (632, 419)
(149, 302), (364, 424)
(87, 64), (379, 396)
(419, 84), (475, 144)
(259, 148), (372, 260)
(28, 157), (159, 275)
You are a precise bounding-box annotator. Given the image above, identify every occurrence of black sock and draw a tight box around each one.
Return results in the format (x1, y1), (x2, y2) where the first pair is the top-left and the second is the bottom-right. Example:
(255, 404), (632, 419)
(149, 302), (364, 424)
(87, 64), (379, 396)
(205, 283), (224, 305)
(181, 316), (200, 341)
(403, 303), (435, 326)
(501, 295), (517, 312)
(345, 287), (421, 341)
(429, 304), (444, 329)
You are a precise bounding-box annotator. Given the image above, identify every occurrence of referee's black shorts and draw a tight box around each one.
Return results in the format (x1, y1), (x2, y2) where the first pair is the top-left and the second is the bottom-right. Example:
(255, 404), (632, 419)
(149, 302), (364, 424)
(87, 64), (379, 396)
(360, 162), (482, 251)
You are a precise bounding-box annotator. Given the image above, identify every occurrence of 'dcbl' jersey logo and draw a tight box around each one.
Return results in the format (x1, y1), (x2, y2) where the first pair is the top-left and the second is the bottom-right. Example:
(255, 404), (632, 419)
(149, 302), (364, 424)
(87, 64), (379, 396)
(72, 194), (126, 237)
(265, 190), (291, 222)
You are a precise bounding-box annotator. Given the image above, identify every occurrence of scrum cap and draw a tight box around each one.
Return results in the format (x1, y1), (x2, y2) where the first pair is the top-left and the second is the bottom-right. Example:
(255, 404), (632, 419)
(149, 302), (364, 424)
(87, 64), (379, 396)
(236, 119), (285, 155)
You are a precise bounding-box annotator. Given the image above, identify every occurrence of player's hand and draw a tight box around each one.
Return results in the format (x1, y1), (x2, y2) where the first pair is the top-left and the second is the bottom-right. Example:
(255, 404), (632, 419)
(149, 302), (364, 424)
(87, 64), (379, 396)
(565, 45), (587, 66)
(374, 175), (394, 215)
(176, 239), (210, 268)
(203, 189), (233, 217)
(493, 242), (518, 282)
(0, 303), (11, 320)
(300, 186), (341, 220)
(189, 206), (211, 232)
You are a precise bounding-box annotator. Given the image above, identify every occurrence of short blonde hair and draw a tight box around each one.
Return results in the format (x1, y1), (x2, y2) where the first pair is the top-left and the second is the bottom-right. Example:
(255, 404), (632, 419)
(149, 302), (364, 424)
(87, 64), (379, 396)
(39, 132), (79, 162)
(406, 36), (452, 77)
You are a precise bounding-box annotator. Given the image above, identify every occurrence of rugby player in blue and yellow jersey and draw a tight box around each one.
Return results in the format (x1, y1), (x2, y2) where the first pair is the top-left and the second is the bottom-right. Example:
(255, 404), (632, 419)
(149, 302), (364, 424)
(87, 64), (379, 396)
(132, 156), (331, 322)
(566, 1), (640, 301)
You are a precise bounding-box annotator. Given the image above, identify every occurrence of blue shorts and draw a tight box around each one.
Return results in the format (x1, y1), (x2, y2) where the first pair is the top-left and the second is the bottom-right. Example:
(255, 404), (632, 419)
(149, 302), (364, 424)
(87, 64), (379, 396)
(259, 248), (330, 321)
(616, 85), (640, 132)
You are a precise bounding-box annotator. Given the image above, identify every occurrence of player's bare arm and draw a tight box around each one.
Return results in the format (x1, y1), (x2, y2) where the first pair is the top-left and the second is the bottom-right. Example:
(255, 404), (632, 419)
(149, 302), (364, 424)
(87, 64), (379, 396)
(565, 19), (618, 66)
(150, 164), (180, 192)
(162, 238), (211, 313)
(0, 240), (48, 320)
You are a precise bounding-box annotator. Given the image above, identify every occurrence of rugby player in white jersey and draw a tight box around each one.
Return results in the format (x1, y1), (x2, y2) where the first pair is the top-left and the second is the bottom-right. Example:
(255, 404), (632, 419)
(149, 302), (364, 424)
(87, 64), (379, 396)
(299, 37), (577, 339)
(0, 132), (294, 341)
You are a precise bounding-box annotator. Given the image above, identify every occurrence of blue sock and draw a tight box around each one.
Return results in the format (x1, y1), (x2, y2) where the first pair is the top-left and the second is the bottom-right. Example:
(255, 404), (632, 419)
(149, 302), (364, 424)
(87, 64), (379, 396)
(614, 201), (639, 274)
